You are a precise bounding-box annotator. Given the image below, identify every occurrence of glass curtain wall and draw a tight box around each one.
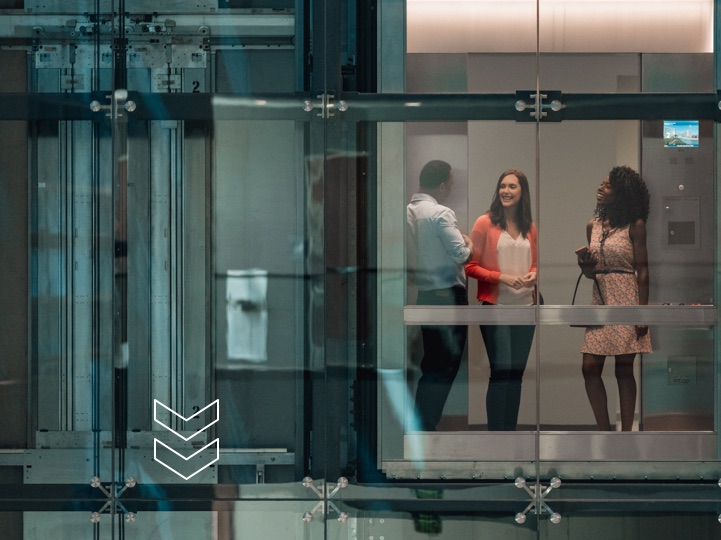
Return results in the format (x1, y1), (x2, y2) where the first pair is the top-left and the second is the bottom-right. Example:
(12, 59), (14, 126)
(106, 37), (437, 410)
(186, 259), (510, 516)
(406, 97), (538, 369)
(0, 0), (720, 538)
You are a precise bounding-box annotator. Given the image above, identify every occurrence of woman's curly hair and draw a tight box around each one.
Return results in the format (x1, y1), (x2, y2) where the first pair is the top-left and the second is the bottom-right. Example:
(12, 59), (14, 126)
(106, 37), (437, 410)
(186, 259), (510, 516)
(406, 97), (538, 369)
(595, 165), (650, 227)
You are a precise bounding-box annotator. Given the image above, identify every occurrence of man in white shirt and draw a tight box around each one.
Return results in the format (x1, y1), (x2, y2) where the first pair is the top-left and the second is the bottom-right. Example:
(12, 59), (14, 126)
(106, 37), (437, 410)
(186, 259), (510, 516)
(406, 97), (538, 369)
(407, 160), (473, 431)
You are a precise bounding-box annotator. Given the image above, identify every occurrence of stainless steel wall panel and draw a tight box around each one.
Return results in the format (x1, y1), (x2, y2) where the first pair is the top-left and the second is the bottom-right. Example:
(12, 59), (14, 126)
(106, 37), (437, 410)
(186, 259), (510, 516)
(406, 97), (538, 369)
(403, 432), (719, 462)
(641, 53), (716, 436)
(23, 512), (114, 538)
(25, 0), (107, 13)
(150, 121), (174, 413)
(540, 432), (717, 462)
(35, 122), (64, 433)
(387, 431), (718, 480)
(24, 448), (113, 483)
(214, 50), (295, 93)
(69, 120), (96, 432)
(126, 122), (153, 431)
(25, 0), (218, 13)
(126, 67), (151, 94)
(179, 121), (210, 428)
(182, 68), (208, 94)
(404, 305), (717, 326)
(126, 0), (218, 12)
(96, 124), (116, 433)
(404, 432), (535, 462)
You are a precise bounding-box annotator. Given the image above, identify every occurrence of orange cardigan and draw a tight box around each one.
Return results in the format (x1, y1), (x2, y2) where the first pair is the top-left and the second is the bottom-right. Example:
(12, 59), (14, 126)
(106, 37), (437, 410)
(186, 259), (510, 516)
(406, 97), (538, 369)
(465, 213), (538, 304)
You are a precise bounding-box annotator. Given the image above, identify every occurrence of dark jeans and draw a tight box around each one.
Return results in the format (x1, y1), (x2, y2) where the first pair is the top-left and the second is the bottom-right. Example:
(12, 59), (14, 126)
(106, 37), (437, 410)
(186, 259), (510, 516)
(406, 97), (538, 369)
(480, 323), (535, 431)
(414, 286), (468, 431)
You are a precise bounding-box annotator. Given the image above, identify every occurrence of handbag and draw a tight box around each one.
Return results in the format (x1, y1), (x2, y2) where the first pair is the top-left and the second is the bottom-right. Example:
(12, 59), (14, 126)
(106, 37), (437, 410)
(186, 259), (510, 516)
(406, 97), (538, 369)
(533, 286), (544, 305)
(570, 271), (603, 327)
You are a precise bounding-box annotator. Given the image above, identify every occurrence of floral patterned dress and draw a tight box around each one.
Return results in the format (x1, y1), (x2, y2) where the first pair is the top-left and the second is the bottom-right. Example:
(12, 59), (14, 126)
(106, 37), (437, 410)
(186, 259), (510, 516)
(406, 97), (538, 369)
(581, 219), (652, 356)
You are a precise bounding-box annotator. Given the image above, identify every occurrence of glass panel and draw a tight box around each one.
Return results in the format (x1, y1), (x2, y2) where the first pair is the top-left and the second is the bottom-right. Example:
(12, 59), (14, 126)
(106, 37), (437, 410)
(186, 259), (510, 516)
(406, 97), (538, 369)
(541, 482), (721, 539)
(4, 0), (721, 536)
(398, 0), (721, 485)
(543, 513), (720, 540)
(538, 117), (641, 437)
(0, 0), (116, 518)
(334, 497), (541, 539)
(396, 0), (542, 484)
(537, 0), (717, 479)
(119, 0), (303, 505)
(213, 119), (304, 485)
(390, 120), (541, 476)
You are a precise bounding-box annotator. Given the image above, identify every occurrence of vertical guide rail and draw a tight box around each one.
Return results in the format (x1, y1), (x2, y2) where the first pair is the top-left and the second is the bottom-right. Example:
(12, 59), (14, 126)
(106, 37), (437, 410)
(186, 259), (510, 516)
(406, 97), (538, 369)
(713, 0), (721, 452)
(533, 0), (543, 504)
(112, 3), (128, 533)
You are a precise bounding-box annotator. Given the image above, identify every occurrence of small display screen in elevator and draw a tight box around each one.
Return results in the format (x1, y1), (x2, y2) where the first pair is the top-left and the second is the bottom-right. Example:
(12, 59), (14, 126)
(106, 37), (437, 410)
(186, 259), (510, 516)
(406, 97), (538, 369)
(663, 120), (699, 147)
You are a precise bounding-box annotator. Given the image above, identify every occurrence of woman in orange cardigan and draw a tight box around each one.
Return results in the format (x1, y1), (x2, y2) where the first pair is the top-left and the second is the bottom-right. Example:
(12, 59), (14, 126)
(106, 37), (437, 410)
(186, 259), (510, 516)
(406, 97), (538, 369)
(465, 169), (538, 431)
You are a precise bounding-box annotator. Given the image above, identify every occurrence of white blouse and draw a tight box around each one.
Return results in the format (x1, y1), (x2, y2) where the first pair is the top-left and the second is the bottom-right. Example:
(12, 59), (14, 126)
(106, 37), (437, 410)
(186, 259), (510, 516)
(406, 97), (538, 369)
(496, 230), (533, 306)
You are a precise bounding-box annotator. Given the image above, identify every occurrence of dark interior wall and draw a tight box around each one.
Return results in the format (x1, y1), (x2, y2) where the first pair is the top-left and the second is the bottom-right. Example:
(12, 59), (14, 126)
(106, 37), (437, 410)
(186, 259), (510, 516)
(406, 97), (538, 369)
(0, 44), (29, 540)
(0, 51), (28, 448)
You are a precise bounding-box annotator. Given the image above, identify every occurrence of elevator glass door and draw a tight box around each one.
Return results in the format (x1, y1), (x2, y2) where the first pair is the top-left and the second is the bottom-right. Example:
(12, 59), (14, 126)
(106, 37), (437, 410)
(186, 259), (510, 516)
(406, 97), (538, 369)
(373, 0), (720, 484)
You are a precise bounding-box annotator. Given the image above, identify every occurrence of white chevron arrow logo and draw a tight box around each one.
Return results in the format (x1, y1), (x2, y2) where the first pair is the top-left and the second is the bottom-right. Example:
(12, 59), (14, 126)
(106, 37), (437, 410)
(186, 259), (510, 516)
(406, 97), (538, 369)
(153, 399), (219, 440)
(153, 399), (220, 480)
(153, 438), (220, 481)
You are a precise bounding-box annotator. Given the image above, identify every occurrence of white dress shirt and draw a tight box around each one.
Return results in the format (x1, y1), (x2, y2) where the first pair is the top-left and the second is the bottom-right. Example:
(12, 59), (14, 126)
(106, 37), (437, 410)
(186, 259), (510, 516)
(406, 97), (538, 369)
(407, 193), (470, 290)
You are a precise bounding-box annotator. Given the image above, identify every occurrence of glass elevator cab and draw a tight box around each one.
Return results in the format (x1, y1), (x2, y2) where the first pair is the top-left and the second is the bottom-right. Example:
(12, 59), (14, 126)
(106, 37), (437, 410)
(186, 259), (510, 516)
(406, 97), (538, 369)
(0, 0), (721, 538)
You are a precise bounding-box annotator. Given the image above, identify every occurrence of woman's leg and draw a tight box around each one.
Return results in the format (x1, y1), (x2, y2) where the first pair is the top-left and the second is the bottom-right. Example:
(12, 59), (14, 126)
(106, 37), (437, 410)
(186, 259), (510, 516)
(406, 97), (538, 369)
(480, 325), (512, 431)
(614, 353), (637, 431)
(582, 353), (611, 430)
(502, 325), (535, 430)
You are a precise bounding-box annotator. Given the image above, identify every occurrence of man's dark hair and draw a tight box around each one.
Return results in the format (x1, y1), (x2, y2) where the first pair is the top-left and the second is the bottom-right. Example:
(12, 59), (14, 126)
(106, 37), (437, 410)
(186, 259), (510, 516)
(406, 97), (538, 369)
(419, 160), (452, 189)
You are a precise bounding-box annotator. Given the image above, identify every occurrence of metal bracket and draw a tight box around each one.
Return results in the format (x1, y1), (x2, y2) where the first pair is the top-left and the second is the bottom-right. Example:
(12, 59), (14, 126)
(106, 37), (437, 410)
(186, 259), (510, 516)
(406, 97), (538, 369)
(513, 476), (562, 524)
(89, 89), (136, 120)
(89, 476), (137, 524)
(302, 94), (349, 119)
(301, 476), (349, 523)
(514, 90), (564, 121)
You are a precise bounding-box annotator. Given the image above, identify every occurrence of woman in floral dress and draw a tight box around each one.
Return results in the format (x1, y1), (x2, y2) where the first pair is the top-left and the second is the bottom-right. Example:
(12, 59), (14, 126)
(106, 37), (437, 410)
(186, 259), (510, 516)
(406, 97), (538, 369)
(576, 166), (651, 431)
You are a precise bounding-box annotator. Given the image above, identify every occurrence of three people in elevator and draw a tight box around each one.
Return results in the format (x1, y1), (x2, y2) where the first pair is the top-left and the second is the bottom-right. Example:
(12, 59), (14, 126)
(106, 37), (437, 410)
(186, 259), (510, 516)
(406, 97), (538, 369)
(410, 161), (649, 432)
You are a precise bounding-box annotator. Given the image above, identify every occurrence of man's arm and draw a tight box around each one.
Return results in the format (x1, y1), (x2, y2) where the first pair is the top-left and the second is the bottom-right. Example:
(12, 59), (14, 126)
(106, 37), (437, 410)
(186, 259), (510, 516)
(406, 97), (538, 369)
(461, 233), (473, 263)
(437, 209), (471, 264)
